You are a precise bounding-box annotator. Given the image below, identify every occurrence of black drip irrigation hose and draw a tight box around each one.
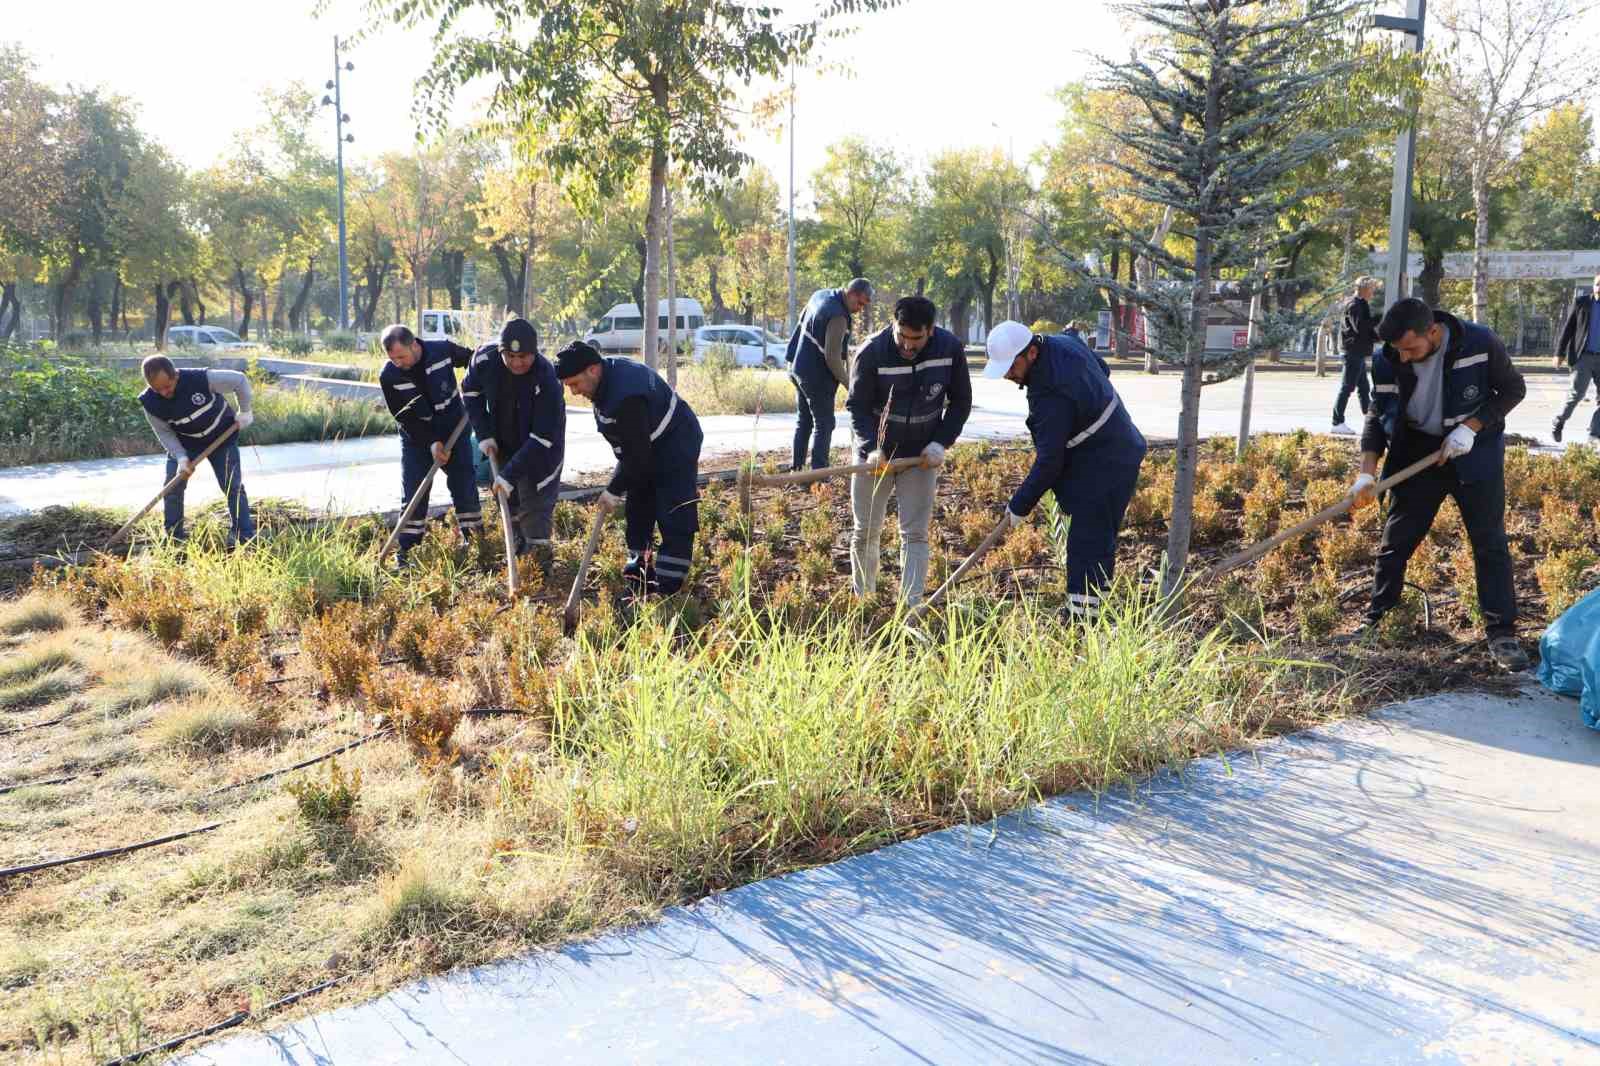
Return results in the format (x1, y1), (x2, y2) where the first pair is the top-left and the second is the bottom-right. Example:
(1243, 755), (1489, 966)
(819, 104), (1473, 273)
(0, 821), (224, 880)
(0, 771), (96, 796)
(0, 711), (76, 736)
(2, 707), (539, 878)
(100, 971), (362, 1066)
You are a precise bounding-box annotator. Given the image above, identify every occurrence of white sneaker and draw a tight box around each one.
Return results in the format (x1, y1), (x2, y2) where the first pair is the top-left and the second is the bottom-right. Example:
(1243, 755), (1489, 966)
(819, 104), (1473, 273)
(1331, 422), (1357, 436)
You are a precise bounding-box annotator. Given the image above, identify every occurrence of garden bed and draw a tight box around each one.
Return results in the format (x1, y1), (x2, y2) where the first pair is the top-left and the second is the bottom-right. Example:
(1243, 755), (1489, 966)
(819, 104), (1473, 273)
(2, 433), (1594, 1061)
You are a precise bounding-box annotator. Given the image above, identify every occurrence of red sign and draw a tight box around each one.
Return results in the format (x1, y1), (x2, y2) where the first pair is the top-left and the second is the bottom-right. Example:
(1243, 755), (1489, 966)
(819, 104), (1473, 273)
(1233, 329), (1249, 349)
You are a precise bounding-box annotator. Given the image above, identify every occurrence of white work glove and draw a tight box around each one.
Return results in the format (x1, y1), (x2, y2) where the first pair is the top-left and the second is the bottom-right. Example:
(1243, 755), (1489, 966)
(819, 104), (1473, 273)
(492, 475), (514, 498)
(234, 410), (254, 431)
(597, 489), (622, 511)
(431, 441), (450, 466)
(178, 458), (197, 480)
(1440, 423), (1476, 463)
(479, 438), (499, 459)
(1005, 507), (1026, 529)
(1348, 472), (1377, 510)
(921, 442), (946, 469)
(864, 449), (888, 472)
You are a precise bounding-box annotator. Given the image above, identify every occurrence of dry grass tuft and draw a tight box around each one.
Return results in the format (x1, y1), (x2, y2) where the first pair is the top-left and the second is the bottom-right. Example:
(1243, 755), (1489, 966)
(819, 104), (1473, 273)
(0, 594), (74, 637)
(149, 696), (275, 754)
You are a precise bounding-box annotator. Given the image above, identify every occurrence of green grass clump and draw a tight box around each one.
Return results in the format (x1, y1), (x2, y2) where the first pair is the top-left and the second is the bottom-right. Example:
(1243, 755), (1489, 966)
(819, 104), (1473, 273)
(512, 583), (1339, 899)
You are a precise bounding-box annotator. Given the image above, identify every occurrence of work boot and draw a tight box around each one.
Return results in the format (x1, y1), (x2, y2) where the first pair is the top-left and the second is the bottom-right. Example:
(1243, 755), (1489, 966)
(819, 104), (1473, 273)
(1552, 418), (1565, 443)
(1487, 635), (1530, 672)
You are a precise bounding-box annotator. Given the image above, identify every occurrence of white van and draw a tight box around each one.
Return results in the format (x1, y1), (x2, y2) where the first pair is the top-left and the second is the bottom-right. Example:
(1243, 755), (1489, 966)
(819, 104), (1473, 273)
(419, 309), (464, 342)
(584, 299), (706, 356)
(167, 325), (258, 352)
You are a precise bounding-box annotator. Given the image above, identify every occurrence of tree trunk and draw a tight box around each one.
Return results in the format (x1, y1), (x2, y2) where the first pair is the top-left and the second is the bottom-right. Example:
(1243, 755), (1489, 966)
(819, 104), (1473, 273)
(108, 277), (123, 342)
(177, 279), (195, 326)
(235, 265), (255, 340)
(1237, 266), (1263, 459)
(0, 282), (18, 339)
(53, 255), (83, 342)
(631, 237), (647, 318)
(642, 137), (666, 370)
(188, 277), (206, 325)
(665, 181), (678, 388)
(1472, 172), (1490, 323)
(950, 289), (973, 343)
(708, 261), (728, 324)
(412, 265), (423, 333)
(442, 249), (465, 310)
(1420, 252), (1445, 310)
(493, 244), (525, 316)
(288, 259), (317, 332)
(153, 283), (172, 351)
(1138, 206), (1173, 374)
(1162, 58), (1222, 601)
(86, 282), (103, 347)
(1104, 247), (1129, 360)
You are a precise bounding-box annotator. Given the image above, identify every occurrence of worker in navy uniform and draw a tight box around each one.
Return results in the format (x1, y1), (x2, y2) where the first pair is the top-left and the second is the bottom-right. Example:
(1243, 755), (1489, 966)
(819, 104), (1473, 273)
(983, 320), (1147, 621)
(378, 323), (482, 562)
(555, 341), (703, 597)
(786, 278), (873, 471)
(461, 318), (565, 570)
(1347, 297), (1529, 671)
(846, 295), (971, 605)
(138, 354), (257, 544)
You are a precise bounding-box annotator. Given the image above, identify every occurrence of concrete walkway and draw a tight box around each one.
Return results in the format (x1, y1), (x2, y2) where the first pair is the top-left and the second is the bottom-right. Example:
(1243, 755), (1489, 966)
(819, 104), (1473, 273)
(186, 685), (1600, 1065)
(0, 370), (1582, 518)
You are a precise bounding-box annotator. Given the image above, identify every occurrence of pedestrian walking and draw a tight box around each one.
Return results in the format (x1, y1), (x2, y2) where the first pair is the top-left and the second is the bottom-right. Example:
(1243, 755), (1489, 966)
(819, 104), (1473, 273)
(137, 355), (257, 544)
(1331, 277), (1378, 435)
(786, 279), (873, 471)
(1551, 273), (1600, 443)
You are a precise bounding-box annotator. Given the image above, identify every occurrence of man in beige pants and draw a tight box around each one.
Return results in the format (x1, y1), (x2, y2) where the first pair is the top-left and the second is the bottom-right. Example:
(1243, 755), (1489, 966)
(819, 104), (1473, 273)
(845, 296), (971, 604)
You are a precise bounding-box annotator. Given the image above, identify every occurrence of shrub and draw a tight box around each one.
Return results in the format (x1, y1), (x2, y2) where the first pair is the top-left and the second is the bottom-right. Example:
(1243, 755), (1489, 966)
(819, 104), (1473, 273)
(301, 604), (383, 700)
(363, 669), (462, 763)
(1028, 319), (1064, 335)
(280, 336), (314, 356)
(1537, 548), (1599, 619)
(286, 757), (362, 825)
(322, 330), (360, 352)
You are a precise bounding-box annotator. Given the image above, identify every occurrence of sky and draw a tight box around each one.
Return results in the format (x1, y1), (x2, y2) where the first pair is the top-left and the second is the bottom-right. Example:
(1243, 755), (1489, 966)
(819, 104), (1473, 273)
(9, 0), (1129, 209)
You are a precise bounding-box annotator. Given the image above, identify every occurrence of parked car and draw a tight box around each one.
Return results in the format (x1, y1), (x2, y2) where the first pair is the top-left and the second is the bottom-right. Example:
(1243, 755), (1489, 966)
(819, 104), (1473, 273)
(167, 325), (258, 352)
(584, 299), (706, 356)
(692, 324), (788, 369)
(418, 309), (464, 343)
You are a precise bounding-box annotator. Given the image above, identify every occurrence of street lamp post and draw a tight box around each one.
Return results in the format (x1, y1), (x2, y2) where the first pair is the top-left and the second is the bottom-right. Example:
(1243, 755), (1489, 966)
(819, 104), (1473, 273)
(1374, 1), (1426, 312)
(323, 38), (355, 331)
(786, 62), (798, 333)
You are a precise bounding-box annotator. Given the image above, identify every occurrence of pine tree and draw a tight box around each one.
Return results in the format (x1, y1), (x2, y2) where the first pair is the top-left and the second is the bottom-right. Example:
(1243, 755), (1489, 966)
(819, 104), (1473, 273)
(1096, 0), (1364, 596)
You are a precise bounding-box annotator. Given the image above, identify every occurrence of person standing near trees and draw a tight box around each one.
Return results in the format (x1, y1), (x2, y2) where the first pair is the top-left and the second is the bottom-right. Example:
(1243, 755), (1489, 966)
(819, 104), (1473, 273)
(379, 323), (482, 564)
(846, 295), (971, 605)
(1331, 277), (1378, 435)
(1551, 273), (1600, 443)
(983, 321), (1147, 622)
(786, 278), (873, 471)
(1346, 297), (1529, 671)
(461, 318), (565, 571)
(555, 340), (704, 597)
(138, 355), (257, 545)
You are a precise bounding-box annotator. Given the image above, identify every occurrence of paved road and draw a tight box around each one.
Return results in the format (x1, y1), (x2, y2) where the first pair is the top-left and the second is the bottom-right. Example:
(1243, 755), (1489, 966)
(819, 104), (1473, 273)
(184, 684), (1600, 1065)
(1, 370), (1581, 518)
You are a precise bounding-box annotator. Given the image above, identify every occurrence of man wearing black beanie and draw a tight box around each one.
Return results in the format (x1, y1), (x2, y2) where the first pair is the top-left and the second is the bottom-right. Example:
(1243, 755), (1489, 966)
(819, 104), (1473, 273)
(461, 318), (565, 569)
(556, 342), (703, 596)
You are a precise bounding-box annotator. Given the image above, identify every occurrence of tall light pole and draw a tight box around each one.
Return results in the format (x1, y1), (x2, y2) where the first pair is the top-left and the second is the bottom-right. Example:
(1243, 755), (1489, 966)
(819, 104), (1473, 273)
(993, 122), (1020, 323)
(1375, 1), (1426, 311)
(786, 62), (798, 333)
(323, 38), (355, 330)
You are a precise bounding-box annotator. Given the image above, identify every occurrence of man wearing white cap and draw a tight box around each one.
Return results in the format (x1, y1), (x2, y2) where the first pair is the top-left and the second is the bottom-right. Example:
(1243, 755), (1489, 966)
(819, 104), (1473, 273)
(984, 322), (1147, 621)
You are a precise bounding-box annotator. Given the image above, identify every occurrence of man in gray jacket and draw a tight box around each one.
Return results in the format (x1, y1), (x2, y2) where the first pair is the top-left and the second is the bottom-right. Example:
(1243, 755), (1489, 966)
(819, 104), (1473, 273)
(137, 355), (256, 544)
(1552, 274), (1600, 442)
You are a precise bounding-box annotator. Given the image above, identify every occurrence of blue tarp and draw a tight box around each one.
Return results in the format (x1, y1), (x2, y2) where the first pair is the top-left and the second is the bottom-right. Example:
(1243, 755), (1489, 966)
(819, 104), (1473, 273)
(1537, 585), (1600, 730)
